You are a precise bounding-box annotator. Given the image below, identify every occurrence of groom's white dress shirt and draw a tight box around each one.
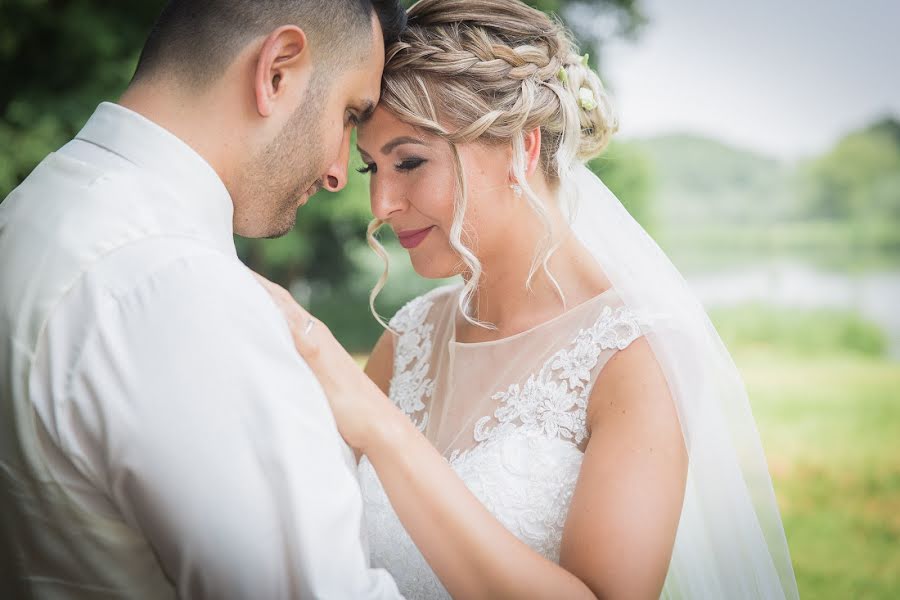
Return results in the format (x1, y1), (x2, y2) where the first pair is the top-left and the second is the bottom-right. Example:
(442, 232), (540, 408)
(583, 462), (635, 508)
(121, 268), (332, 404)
(0, 102), (401, 598)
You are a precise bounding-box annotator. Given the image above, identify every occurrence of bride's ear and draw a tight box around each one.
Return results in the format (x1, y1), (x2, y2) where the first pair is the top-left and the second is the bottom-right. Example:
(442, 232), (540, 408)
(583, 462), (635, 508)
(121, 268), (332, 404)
(254, 25), (311, 118)
(523, 127), (542, 178)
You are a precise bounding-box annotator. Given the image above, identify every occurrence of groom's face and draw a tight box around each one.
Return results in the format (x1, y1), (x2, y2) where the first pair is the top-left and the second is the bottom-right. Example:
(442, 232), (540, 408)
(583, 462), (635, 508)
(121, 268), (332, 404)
(242, 18), (385, 239)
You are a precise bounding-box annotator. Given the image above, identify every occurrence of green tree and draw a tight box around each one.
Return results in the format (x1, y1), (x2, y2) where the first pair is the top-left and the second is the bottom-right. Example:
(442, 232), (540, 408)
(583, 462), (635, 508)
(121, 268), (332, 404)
(0, 1), (165, 193)
(589, 140), (655, 231)
(798, 118), (900, 222)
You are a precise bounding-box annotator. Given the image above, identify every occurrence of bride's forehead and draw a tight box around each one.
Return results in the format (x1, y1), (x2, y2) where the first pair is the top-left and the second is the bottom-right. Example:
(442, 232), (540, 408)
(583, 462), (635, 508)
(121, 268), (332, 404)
(358, 108), (420, 144)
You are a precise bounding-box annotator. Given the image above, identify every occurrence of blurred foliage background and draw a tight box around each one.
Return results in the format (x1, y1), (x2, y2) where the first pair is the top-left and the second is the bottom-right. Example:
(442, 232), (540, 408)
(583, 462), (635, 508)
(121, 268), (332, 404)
(1, 1), (898, 597)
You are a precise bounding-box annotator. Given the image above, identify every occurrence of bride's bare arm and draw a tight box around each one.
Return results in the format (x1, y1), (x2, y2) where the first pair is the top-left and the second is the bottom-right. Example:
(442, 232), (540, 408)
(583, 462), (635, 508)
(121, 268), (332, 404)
(561, 338), (688, 598)
(255, 274), (684, 599)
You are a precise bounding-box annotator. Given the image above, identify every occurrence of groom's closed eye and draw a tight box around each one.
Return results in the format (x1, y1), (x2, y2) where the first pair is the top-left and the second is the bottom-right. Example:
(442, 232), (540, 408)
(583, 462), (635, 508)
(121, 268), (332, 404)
(349, 101), (376, 126)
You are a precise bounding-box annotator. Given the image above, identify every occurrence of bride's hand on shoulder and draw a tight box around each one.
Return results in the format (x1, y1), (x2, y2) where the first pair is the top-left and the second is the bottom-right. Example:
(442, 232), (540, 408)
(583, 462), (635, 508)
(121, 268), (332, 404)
(251, 272), (396, 452)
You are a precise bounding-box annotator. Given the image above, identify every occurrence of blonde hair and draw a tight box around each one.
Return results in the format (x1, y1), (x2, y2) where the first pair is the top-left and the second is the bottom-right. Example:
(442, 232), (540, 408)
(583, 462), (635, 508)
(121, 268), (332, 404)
(368, 0), (617, 328)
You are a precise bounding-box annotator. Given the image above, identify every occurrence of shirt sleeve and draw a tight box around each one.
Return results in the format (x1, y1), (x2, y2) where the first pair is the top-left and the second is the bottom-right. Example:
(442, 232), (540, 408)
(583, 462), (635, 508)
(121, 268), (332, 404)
(52, 249), (402, 599)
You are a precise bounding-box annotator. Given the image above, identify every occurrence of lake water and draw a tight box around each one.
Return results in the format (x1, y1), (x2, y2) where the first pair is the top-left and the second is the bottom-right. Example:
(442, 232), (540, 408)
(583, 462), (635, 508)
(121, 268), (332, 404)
(684, 261), (900, 357)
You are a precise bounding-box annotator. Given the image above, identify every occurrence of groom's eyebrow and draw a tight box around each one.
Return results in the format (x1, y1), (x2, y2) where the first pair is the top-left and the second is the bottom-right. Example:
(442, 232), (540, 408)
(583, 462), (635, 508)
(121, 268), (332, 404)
(380, 136), (426, 154)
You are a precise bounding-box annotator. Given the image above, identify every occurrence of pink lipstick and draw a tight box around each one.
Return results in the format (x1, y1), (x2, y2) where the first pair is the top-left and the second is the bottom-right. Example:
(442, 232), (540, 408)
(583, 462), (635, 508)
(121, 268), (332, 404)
(396, 226), (435, 249)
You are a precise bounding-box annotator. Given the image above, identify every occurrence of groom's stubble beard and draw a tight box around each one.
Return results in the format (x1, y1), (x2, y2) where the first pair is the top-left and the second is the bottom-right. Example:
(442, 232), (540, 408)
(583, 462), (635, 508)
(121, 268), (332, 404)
(247, 77), (328, 239)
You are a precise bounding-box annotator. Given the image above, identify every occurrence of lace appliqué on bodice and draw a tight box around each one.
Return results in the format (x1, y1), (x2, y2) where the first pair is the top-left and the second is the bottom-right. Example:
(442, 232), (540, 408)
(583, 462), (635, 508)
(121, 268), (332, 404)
(457, 304), (643, 462)
(360, 294), (645, 599)
(387, 294), (436, 432)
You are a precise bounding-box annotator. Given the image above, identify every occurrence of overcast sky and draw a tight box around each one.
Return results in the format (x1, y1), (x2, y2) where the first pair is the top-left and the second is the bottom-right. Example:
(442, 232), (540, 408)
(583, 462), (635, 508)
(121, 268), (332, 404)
(599, 0), (900, 159)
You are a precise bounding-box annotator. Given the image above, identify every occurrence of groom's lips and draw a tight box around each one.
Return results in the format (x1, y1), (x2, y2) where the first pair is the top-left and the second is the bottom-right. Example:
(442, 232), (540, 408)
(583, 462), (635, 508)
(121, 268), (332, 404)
(395, 226), (435, 249)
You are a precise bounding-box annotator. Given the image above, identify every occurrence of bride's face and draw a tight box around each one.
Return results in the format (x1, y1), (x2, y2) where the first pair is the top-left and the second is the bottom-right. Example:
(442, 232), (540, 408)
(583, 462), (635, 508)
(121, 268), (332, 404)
(356, 107), (517, 279)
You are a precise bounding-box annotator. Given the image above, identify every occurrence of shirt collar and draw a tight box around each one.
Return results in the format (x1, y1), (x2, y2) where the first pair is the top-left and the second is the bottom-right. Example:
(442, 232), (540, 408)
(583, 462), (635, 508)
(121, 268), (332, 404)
(74, 101), (236, 255)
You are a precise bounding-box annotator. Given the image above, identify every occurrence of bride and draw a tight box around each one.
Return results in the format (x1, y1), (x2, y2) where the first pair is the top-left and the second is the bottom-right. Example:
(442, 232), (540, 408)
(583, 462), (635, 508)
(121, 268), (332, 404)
(257, 0), (799, 597)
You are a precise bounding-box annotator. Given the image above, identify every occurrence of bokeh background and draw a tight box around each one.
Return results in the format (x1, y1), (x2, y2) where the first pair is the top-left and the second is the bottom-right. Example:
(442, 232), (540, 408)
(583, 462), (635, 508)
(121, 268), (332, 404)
(2, 1), (898, 597)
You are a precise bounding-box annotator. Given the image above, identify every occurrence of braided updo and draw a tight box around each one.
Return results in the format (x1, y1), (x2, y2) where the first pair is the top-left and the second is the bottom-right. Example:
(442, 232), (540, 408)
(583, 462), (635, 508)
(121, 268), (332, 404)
(368, 0), (617, 327)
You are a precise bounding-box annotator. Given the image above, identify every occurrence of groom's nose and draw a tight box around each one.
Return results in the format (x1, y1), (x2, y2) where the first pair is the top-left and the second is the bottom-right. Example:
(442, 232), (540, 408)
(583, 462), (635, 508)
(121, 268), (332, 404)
(322, 128), (352, 193)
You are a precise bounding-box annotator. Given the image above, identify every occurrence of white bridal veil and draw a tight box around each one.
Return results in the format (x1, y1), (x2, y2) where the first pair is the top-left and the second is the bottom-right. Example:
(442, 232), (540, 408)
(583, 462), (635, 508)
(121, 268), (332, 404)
(566, 164), (799, 599)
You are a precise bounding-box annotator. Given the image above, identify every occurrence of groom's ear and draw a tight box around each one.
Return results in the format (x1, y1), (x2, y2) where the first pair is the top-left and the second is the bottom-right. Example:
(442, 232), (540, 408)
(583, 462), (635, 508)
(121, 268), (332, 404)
(254, 25), (312, 118)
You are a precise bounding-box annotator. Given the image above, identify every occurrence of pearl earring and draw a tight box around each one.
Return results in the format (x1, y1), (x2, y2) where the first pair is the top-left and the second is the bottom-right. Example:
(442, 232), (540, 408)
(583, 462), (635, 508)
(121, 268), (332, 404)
(510, 183), (523, 199)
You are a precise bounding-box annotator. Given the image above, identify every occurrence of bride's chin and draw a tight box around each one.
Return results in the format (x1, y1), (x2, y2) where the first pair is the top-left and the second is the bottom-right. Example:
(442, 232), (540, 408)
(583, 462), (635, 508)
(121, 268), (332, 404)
(408, 253), (458, 280)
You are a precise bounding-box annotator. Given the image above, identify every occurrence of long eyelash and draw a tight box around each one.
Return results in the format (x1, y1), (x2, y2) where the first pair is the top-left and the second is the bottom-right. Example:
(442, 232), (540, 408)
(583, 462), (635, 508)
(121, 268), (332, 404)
(357, 158), (425, 175)
(397, 158), (426, 171)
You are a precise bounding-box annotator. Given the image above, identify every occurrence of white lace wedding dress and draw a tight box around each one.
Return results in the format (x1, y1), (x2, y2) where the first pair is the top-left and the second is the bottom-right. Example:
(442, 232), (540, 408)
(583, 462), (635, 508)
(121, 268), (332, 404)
(358, 283), (650, 598)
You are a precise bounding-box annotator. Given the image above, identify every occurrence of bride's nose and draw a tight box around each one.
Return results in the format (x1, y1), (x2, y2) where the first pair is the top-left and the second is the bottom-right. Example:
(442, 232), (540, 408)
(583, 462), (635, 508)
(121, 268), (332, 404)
(370, 176), (407, 220)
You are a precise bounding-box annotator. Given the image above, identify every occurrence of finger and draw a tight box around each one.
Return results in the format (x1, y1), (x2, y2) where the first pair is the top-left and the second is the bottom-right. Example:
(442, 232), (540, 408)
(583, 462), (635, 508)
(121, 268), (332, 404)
(250, 272), (307, 318)
(248, 271), (331, 363)
(250, 271), (278, 292)
(250, 272), (294, 310)
(290, 314), (325, 360)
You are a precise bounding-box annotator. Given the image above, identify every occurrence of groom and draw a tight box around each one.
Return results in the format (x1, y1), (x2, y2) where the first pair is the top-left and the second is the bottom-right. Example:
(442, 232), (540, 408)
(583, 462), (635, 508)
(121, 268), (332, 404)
(0, 1), (406, 598)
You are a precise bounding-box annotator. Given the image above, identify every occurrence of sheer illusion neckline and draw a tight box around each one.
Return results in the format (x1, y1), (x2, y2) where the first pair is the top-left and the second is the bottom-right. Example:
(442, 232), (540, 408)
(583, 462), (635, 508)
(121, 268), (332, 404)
(450, 286), (617, 348)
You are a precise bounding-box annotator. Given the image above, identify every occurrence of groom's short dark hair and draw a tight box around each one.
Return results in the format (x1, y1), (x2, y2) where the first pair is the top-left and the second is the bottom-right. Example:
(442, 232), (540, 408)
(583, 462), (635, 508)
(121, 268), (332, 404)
(133, 0), (406, 87)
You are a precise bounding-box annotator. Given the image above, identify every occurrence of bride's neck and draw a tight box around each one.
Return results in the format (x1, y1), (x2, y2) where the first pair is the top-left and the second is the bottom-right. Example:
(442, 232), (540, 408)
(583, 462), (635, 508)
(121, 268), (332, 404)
(460, 230), (609, 343)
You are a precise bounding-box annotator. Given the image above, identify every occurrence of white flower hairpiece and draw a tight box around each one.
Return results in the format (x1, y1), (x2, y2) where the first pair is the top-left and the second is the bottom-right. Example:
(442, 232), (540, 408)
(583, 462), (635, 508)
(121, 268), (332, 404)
(578, 87), (597, 111)
(556, 54), (597, 111)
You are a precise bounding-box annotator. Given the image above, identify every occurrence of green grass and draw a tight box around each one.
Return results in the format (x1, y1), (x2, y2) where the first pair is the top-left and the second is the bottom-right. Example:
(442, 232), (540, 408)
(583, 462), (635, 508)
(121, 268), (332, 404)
(712, 305), (888, 358)
(739, 349), (900, 599)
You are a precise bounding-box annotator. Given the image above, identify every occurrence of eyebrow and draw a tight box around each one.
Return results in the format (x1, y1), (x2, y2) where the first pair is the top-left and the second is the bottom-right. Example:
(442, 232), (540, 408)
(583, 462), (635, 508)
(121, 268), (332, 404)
(379, 136), (427, 155)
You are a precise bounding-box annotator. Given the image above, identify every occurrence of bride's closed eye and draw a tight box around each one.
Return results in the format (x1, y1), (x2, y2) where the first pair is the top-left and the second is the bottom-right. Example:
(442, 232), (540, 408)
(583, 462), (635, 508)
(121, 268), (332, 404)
(357, 157), (428, 175)
(396, 157), (427, 172)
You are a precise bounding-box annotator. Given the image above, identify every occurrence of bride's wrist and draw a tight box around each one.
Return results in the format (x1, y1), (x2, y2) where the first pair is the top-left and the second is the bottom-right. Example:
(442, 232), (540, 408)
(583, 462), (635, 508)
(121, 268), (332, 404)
(358, 394), (413, 459)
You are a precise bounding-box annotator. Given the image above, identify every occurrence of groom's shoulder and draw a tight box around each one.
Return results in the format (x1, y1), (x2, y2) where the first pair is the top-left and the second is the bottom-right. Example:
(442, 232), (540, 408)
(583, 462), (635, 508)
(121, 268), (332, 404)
(0, 145), (247, 320)
(388, 283), (460, 333)
(65, 238), (247, 316)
